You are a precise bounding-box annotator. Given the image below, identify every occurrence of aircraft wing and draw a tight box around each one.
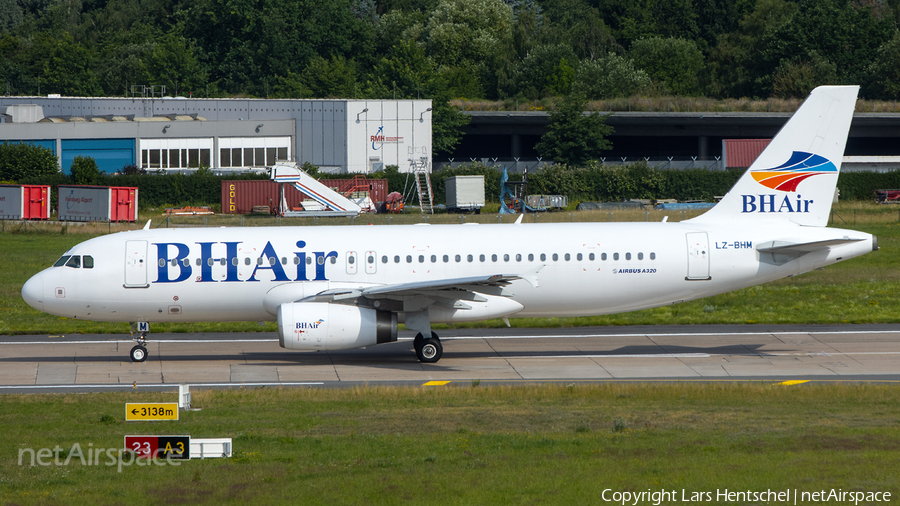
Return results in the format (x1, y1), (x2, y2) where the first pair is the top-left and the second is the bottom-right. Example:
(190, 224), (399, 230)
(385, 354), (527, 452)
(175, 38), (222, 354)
(304, 274), (521, 307)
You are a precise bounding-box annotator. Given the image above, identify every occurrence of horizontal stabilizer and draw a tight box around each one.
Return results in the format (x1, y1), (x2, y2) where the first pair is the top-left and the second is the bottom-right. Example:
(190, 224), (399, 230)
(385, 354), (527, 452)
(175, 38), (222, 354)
(756, 237), (864, 254)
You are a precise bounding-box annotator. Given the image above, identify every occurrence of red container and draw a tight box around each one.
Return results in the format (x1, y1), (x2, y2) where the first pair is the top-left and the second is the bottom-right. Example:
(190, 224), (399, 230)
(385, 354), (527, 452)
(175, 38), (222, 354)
(222, 179), (390, 214)
(58, 185), (138, 222)
(724, 139), (771, 168)
(0, 184), (50, 220)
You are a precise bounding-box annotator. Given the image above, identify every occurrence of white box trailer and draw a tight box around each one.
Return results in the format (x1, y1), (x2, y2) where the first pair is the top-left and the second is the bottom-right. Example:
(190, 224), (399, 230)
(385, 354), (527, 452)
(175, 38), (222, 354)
(445, 175), (485, 212)
(58, 185), (138, 222)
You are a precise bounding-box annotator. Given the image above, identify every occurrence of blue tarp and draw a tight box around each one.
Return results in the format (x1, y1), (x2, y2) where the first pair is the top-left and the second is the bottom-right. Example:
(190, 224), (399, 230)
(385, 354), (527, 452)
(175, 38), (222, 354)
(655, 202), (716, 210)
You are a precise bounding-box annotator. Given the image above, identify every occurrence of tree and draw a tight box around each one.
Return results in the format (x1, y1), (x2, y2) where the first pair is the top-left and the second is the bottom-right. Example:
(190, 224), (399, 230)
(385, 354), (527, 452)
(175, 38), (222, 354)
(629, 37), (703, 96)
(865, 31), (900, 99)
(535, 94), (613, 167)
(0, 142), (59, 182)
(573, 53), (651, 99)
(772, 51), (839, 98)
(69, 156), (102, 185)
(510, 44), (577, 98)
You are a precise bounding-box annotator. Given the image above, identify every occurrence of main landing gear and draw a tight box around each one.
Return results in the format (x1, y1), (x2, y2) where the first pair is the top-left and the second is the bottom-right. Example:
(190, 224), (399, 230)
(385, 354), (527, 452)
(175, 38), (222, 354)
(414, 332), (443, 363)
(129, 322), (149, 363)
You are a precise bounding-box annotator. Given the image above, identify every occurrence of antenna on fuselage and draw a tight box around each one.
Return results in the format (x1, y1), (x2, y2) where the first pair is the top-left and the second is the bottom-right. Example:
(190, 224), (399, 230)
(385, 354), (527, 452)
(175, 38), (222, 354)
(143, 220), (151, 230)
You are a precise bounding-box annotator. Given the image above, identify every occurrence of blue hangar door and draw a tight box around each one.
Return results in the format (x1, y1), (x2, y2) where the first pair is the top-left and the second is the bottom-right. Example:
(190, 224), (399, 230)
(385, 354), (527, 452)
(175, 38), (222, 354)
(61, 139), (136, 174)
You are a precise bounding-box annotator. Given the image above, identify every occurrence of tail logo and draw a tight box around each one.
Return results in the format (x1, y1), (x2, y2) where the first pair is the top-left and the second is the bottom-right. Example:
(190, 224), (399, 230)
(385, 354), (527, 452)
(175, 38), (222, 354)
(751, 151), (836, 192)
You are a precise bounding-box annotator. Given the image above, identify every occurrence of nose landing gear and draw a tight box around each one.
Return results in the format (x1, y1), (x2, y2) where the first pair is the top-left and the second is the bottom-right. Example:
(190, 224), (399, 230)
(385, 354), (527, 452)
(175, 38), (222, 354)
(129, 322), (149, 362)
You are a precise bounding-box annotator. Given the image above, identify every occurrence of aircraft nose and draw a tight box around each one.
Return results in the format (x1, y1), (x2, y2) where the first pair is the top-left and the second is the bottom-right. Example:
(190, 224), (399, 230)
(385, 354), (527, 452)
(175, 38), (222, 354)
(22, 273), (44, 311)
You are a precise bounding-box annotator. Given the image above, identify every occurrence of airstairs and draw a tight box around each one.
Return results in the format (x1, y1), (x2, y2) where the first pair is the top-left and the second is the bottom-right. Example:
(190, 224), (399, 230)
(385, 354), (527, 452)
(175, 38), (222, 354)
(270, 161), (361, 217)
(410, 156), (434, 214)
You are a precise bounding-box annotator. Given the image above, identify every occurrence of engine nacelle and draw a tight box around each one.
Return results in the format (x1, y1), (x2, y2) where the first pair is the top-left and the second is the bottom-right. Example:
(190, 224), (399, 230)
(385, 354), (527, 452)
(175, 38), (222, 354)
(277, 302), (397, 351)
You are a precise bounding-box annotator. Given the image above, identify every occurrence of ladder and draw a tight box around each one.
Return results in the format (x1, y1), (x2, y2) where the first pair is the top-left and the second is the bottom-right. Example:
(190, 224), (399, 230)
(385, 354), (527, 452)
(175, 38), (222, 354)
(410, 157), (434, 214)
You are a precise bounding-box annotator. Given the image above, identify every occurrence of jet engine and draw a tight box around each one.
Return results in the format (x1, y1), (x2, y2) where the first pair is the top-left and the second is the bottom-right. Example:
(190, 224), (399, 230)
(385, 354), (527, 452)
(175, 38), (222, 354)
(277, 302), (397, 351)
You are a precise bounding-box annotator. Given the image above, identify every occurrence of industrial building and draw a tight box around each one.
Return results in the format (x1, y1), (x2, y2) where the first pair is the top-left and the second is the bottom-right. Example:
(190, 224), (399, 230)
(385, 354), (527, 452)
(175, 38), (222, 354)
(0, 97), (433, 174)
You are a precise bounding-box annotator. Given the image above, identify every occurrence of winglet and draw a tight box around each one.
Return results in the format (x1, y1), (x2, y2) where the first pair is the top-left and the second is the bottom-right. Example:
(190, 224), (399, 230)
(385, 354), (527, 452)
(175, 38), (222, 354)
(514, 214), (524, 224)
(143, 220), (151, 230)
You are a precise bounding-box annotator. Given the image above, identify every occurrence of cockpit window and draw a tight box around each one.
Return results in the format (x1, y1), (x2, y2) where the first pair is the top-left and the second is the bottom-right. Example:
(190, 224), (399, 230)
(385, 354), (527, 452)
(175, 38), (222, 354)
(65, 256), (81, 268)
(83, 256), (94, 269)
(53, 255), (71, 267)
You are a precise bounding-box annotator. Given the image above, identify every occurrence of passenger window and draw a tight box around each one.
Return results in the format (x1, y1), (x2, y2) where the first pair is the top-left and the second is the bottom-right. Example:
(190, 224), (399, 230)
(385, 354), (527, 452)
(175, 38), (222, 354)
(66, 256), (81, 268)
(540, 253), (546, 261)
(317, 256), (325, 265)
(516, 254), (522, 262)
(294, 257), (301, 265)
(329, 257), (336, 264)
(171, 259), (177, 267)
(503, 254), (509, 262)
(589, 253), (595, 261)
(257, 258), (263, 266)
(54, 255), (71, 267)
(406, 255), (412, 263)
(368, 255), (375, 264)
(638, 252), (644, 260)
(208, 258), (214, 266)
(480, 254), (485, 262)
(83, 256), (94, 269)
(195, 258), (201, 266)
(613, 253), (620, 260)
(269, 257), (277, 266)
(394, 255), (400, 263)
(577, 253), (583, 261)
(455, 254), (461, 262)
(245, 257), (251, 265)
(601, 253), (607, 261)
(307, 257), (313, 265)
(431, 255), (437, 263)
(552, 253), (558, 261)
(625, 253), (631, 260)
(349, 255), (356, 264)
(528, 253), (534, 261)
(183, 259), (190, 267)
(233, 258), (238, 266)
(467, 254), (473, 262)
(443, 255), (449, 263)
(492, 254), (498, 262)
(158, 258), (166, 268)
(650, 252), (656, 260)
(565, 253), (571, 261)
(382, 255), (388, 264)
(419, 255), (425, 263)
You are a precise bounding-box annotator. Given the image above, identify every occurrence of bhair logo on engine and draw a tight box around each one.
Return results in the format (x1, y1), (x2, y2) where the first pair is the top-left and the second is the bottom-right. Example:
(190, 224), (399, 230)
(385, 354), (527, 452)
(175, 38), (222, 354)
(742, 151), (836, 214)
(296, 319), (325, 330)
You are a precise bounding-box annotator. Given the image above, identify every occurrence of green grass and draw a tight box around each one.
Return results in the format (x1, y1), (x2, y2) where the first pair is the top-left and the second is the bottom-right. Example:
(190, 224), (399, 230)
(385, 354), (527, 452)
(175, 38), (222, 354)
(1, 384), (899, 505)
(2, 204), (899, 335)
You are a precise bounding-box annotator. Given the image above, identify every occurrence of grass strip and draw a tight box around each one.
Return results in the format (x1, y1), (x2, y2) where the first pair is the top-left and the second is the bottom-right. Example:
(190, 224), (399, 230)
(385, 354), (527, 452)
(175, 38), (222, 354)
(2, 204), (899, 335)
(1, 384), (898, 505)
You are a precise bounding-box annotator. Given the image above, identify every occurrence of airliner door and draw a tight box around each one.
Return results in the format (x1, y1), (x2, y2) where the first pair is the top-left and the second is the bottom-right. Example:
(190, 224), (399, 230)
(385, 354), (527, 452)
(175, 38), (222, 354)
(686, 233), (710, 280)
(125, 240), (149, 287)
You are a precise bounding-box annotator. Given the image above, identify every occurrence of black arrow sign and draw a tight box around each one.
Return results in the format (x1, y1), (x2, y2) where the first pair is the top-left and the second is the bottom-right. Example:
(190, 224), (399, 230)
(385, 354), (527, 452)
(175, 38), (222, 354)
(131, 409), (138, 415)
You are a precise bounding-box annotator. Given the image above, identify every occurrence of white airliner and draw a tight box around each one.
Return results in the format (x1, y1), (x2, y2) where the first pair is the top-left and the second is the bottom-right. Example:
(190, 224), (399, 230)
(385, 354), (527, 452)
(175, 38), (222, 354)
(21, 86), (876, 363)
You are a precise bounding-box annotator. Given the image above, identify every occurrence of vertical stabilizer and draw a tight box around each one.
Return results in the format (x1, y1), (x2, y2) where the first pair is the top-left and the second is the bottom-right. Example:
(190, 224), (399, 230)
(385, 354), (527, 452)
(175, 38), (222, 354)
(691, 85), (858, 227)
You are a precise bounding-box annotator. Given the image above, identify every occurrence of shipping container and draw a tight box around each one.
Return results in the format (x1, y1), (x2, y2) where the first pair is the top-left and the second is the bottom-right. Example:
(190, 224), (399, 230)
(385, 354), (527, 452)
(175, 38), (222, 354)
(445, 176), (485, 211)
(58, 186), (138, 222)
(0, 185), (50, 220)
(723, 139), (771, 168)
(222, 179), (389, 214)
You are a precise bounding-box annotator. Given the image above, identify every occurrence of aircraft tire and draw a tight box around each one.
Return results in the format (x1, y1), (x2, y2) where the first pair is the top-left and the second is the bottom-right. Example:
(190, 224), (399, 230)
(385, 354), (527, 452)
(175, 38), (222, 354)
(416, 337), (442, 363)
(130, 345), (148, 363)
